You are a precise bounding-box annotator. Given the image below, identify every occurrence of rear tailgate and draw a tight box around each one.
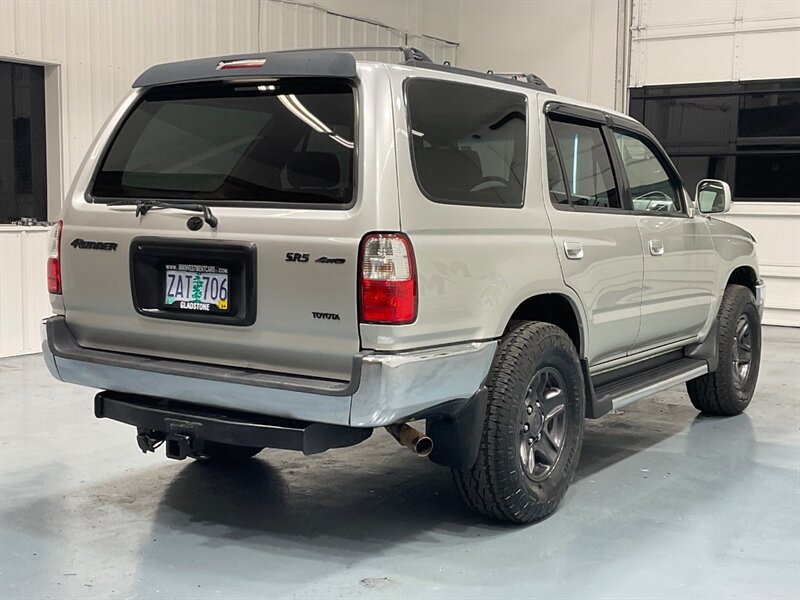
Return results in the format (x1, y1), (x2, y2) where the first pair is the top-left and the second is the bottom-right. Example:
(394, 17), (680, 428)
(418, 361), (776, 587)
(59, 70), (397, 381)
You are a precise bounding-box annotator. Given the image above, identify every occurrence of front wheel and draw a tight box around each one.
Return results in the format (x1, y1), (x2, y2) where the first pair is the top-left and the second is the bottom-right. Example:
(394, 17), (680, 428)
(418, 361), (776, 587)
(687, 284), (761, 416)
(453, 321), (585, 524)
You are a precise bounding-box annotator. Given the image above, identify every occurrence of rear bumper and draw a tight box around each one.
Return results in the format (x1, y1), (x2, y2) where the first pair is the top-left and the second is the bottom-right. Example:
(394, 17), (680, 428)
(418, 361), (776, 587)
(95, 390), (372, 456)
(42, 316), (496, 427)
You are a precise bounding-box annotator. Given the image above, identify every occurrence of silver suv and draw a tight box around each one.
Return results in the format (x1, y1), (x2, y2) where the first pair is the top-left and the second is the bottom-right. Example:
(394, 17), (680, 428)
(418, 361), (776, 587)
(43, 47), (765, 523)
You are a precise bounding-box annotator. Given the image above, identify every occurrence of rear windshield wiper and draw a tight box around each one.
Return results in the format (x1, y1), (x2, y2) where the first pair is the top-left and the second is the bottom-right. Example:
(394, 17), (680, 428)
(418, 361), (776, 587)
(107, 200), (218, 228)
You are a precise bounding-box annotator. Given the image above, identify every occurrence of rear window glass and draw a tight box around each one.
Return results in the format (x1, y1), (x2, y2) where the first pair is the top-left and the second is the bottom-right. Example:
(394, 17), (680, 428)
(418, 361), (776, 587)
(406, 79), (527, 207)
(92, 81), (355, 205)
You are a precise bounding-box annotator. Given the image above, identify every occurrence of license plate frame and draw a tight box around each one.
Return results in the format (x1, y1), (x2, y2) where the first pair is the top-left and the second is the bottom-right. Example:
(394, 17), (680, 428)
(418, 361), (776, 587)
(130, 238), (257, 327)
(161, 263), (231, 314)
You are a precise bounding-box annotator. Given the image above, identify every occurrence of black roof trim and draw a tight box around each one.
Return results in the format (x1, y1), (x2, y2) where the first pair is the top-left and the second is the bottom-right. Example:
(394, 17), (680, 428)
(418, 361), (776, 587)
(132, 51), (358, 88)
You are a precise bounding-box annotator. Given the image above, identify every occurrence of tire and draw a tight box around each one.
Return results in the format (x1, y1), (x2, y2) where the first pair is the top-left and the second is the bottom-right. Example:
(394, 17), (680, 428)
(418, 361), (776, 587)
(191, 441), (263, 461)
(453, 321), (585, 524)
(686, 284), (761, 416)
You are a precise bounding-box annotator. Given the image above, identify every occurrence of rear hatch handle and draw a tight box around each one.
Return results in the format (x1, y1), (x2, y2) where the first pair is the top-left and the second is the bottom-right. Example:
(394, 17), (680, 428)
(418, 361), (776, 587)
(108, 200), (218, 228)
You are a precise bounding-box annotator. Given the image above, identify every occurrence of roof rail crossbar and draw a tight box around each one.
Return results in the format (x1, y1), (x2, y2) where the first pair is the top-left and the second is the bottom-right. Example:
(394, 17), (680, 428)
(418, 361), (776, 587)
(274, 45), (433, 63)
(487, 71), (552, 88)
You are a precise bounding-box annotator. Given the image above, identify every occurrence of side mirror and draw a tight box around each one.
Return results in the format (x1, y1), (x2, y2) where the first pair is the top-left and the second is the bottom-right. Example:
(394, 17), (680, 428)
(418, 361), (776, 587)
(696, 179), (732, 215)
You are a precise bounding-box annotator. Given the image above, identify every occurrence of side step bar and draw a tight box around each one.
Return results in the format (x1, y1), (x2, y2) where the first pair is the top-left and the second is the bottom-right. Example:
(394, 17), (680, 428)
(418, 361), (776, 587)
(95, 391), (371, 458)
(592, 356), (709, 414)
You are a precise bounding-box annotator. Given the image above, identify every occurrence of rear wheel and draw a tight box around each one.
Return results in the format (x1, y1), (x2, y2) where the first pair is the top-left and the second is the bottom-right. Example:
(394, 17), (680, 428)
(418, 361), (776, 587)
(453, 321), (585, 523)
(687, 284), (761, 416)
(191, 442), (263, 461)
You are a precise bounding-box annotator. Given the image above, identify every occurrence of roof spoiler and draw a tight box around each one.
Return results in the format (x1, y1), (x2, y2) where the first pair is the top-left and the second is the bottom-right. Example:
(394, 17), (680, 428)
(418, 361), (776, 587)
(132, 46), (556, 94)
(132, 46), (432, 89)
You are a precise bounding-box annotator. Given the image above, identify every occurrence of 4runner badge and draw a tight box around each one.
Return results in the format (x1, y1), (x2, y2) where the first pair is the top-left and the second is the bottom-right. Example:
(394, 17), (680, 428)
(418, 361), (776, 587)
(71, 239), (118, 251)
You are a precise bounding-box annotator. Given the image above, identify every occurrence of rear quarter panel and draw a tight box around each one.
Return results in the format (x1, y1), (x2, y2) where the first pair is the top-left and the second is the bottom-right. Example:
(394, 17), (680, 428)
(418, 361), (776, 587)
(360, 68), (583, 352)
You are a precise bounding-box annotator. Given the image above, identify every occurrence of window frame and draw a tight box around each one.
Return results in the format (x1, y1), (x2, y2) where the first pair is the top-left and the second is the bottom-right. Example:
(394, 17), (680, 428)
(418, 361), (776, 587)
(544, 101), (690, 218)
(543, 104), (629, 215)
(403, 76), (529, 209)
(86, 78), (361, 211)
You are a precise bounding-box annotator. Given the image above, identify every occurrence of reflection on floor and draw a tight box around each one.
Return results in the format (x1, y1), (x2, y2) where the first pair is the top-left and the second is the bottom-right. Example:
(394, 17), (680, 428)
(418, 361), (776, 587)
(1, 327), (798, 599)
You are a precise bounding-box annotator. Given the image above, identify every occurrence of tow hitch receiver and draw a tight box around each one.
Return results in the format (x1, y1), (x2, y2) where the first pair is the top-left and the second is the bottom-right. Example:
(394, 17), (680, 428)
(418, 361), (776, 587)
(165, 433), (193, 460)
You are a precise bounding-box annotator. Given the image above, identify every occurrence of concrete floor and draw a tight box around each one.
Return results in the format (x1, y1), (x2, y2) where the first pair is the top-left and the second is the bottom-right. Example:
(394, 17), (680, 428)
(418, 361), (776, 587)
(1, 327), (798, 600)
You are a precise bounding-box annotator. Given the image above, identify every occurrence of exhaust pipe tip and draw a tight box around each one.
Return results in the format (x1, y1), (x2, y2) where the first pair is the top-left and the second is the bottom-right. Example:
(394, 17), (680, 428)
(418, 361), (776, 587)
(412, 435), (433, 457)
(386, 423), (433, 457)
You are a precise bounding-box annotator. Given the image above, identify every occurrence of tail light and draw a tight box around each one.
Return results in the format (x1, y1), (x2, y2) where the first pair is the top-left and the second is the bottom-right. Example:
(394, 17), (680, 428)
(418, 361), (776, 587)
(47, 220), (63, 294)
(359, 233), (417, 324)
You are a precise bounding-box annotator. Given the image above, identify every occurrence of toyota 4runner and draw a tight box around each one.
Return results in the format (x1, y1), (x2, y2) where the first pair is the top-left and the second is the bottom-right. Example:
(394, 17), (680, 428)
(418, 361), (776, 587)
(42, 47), (765, 523)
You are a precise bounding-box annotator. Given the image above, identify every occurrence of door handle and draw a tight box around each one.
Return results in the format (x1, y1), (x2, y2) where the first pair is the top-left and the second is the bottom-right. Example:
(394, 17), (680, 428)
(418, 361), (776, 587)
(563, 241), (583, 260)
(649, 239), (665, 256)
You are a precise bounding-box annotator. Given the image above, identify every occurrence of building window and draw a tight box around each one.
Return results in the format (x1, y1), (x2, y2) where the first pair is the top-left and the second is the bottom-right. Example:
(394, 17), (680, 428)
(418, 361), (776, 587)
(0, 61), (48, 222)
(629, 79), (800, 203)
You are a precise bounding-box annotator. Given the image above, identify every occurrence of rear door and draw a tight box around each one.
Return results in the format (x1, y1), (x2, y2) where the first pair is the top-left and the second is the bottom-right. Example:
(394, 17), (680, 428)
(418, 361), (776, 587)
(609, 125), (716, 350)
(542, 104), (644, 365)
(61, 72), (395, 381)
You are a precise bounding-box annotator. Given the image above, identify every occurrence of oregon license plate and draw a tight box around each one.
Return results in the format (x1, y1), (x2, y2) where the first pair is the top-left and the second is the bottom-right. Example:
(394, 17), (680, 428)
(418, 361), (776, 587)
(164, 264), (229, 312)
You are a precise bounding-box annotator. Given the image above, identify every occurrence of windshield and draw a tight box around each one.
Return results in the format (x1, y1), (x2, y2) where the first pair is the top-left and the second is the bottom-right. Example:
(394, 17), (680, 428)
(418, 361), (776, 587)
(92, 80), (355, 206)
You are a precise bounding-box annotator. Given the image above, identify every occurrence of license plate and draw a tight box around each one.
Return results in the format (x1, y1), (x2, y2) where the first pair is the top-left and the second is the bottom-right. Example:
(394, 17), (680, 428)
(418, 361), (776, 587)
(164, 264), (229, 312)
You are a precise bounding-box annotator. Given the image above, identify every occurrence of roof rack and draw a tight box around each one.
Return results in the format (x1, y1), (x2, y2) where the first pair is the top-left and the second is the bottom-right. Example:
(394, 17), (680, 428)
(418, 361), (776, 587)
(487, 71), (552, 89)
(267, 48), (556, 93)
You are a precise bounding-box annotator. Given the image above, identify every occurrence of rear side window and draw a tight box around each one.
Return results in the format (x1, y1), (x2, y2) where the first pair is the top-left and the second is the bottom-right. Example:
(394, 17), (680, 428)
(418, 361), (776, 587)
(92, 81), (355, 206)
(406, 79), (527, 207)
(548, 119), (621, 209)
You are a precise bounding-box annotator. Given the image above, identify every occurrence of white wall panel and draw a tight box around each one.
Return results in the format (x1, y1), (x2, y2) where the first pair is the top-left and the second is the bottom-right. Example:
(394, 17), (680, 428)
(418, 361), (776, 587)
(0, 227), (51, 357)
(630, 0), (800, 86)
(454, 0), (620, 109)
(739, 29), (800, 81)
(636, 35), (737, 84)
(644, 0), (738, 27)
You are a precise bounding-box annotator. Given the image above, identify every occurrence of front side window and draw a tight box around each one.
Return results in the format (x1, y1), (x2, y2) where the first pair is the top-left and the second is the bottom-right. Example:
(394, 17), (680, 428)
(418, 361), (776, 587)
(549, 119), (621, 209)
(406, 79), (527, 207)
(613, 130), (683, 214)
(92, 80), (355, 205)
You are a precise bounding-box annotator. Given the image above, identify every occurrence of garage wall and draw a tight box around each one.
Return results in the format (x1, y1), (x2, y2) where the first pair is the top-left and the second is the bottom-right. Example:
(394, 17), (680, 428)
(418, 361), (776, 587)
(317, 0), (624, 108)
(455, 0), (622, 109)
(0, 0), (456, 198)
(629, 0), (800, 326)
(0, 0), (458, 357)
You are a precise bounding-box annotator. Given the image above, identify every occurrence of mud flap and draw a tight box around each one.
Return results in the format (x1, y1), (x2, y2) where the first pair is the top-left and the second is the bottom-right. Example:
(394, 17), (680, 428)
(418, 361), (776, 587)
(426, 386), (489, 470)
